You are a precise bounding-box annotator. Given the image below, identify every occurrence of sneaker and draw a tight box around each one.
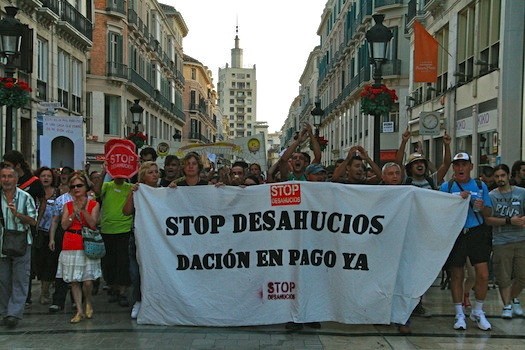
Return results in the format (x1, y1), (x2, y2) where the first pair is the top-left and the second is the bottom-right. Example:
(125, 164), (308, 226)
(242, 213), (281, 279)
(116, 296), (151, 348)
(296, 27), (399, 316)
(453, 314), (467, 330)
(131, 301), (141, 319)
(502, 306), (513, 319)
(470, 311), (491, 330)
(48, 304), (63, 313)
(512, 300), (524, 317)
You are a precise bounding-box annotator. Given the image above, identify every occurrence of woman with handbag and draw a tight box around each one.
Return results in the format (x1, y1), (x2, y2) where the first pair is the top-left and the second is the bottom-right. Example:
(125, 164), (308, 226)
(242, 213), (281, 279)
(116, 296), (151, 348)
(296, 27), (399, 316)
(56, 173), (101, 323)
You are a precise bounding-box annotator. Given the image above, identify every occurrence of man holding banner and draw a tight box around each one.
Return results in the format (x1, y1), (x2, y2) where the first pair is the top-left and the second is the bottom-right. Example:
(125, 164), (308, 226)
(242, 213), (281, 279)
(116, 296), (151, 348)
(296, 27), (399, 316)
(440, 152), (492, 331)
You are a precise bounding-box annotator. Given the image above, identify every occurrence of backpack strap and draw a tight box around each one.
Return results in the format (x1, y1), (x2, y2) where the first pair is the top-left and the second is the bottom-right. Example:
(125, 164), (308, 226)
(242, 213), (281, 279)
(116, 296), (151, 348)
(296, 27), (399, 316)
(19, 176), (39, 191)
(425, 175), (436, 190)
(447, 179), (455, 193)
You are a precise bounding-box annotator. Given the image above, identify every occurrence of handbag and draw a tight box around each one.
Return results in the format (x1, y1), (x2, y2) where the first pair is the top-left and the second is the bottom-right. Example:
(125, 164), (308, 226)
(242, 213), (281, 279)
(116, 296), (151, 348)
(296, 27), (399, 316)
(82, 226), (106, 259)
(0, 195), (28, 257)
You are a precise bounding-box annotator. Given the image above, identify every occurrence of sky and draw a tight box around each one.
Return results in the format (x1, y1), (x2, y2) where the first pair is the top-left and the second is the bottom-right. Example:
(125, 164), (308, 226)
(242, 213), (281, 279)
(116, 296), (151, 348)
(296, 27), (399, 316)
(165, 0), (327, 133)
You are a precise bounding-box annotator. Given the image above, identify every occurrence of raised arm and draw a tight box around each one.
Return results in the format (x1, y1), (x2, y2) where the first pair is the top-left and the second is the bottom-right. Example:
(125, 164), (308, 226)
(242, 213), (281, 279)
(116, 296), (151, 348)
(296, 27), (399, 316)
(279, 127), (308, 179)
(357, 146), (382, 184)
(435, 132), (452, 184)
(332, 147), (359, 182)
(123, 183), (139, 216)
(305, 123), (321, 164)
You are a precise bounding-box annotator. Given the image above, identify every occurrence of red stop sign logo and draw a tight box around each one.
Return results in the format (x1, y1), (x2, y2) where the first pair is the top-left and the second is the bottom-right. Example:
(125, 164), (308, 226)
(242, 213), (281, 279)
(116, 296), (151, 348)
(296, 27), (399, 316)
(106, 144), (139, 179)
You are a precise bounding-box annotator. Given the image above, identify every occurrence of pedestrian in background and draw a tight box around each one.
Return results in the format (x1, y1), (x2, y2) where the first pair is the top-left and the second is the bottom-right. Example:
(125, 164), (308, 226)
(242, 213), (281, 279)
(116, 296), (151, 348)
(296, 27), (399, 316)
(485, 164), (525, 319)
(34, 167), (60, 305)
(0, 164), (37, 329)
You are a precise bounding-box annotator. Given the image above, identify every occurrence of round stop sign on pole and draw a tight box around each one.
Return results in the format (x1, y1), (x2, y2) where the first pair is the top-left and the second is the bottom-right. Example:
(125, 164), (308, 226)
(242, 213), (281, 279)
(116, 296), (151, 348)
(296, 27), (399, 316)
(106, 144), (139, 179)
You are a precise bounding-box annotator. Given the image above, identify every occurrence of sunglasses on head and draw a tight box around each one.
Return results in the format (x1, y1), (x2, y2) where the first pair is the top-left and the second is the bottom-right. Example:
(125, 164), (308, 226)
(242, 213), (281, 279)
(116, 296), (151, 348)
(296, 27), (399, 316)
(69, 184), (85, 189)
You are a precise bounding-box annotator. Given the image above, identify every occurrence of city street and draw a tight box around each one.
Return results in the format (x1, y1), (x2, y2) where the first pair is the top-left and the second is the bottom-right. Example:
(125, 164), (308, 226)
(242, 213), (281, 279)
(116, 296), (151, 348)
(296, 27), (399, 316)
(1, 279), (525, 349)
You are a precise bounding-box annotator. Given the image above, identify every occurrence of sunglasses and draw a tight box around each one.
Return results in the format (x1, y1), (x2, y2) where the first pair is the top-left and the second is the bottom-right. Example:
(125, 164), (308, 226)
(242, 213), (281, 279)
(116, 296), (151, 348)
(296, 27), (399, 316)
(69, 184), (85, 189)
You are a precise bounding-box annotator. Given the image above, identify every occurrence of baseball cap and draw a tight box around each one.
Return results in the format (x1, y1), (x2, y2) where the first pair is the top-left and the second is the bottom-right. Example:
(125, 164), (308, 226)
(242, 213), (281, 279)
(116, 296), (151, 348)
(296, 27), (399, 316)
(452, 152), (472, 163)
(405, 153), (428, 169)
(305, 163), (326, 175)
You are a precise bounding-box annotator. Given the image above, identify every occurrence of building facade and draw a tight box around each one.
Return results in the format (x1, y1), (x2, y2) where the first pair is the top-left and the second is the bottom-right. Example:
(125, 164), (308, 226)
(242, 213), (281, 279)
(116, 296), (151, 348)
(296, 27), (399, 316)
(182, 54), (217, 146)
(406, 0), (525, 168)
(85, 0), (187, 165)
(281, 0), (525, 173)
(0, 0), (93, 168)
(217, 31), (258, 140)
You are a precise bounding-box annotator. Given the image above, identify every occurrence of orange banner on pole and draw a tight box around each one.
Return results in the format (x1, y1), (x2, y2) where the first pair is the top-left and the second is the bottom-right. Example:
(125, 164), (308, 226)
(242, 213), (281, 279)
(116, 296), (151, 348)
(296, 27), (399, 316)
(413, 21), (438, 83)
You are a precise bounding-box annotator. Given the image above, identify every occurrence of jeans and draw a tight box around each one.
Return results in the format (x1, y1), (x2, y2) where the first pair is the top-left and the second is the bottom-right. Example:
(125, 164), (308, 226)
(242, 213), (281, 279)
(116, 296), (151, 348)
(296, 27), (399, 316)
(128, 233), (141, 304)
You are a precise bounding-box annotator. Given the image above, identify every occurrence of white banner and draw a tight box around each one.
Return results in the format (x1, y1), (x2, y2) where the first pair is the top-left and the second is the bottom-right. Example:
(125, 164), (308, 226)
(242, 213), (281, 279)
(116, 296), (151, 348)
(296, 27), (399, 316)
(134, 182), (468, 326)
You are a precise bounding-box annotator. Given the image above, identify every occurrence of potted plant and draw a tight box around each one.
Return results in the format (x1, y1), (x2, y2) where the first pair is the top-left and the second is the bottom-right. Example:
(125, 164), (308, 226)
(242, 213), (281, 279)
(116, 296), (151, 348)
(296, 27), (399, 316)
(360, 84), (398, 116)
(0, 77), (31, 108)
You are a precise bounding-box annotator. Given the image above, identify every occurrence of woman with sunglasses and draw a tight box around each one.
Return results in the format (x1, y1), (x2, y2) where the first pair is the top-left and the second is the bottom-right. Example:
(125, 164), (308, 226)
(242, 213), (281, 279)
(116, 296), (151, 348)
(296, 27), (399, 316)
(56, 173), (101, 323)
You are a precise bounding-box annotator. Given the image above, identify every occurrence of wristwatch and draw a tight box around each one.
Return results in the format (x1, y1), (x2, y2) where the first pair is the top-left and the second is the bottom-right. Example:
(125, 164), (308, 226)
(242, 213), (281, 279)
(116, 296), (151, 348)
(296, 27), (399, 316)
(506, 217), (511, 225)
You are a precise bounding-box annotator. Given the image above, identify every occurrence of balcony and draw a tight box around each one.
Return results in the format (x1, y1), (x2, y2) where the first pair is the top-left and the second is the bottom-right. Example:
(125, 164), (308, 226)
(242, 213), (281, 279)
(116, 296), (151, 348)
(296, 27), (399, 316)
(127, 8), (138, 27)
(107, 61), (127, 79)
(381, 59), (402, 76)
(54, 0), (93, 42)
(188, 103), (207, 115)
(172, 104), (185, 121)
(374, 0), (404, 9)
(188, 132), (210, 144)
(106, 0), (125, 15)
(41, 0), (60, 14)
(154, 90), (173, 112)
(176, 70), (185, 85)
(128, 68), (154, 96)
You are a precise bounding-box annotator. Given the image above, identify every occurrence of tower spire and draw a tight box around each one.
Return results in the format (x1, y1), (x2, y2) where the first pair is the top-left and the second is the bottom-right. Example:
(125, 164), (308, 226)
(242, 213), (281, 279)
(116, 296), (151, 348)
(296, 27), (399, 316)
(231, 20), (243, 68)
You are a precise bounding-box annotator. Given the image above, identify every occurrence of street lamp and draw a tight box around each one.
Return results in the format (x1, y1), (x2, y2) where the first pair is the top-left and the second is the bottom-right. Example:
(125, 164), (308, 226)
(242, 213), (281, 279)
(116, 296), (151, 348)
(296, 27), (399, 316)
(130, 99), (143, 134)
(365, 13), (393, 165)
(129, 99), (144, 149)
(0, 6), (24, 153)
(310, 100), (324, 136)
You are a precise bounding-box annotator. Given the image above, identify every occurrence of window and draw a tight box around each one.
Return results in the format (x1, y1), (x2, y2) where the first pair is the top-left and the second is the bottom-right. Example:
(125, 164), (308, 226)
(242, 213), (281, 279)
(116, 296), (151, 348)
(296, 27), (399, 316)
(436, 26), (449, 93)
(108, 32), (123, 75)
(478, 0), (500, 73)
(457, 5), (476, 80)
(58, 50), (70, 108)
(36, 38), (48, 100)
(191, 68), (196, 79)
(71, 59), (82, 113)
(104, 95), (121, 135)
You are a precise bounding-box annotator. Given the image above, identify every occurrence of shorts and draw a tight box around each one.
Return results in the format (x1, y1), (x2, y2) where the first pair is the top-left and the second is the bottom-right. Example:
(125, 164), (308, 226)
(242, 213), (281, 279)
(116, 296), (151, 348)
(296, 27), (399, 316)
(492, 240), (525, 289)
(445, 224), (492, 267)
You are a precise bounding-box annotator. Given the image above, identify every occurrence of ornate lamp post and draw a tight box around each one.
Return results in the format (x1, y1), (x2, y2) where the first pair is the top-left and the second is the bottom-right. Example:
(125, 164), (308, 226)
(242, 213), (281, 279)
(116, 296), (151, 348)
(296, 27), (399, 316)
(365, 14), (393, 165)
(310, 100), (324, 137)
(129, 99), (144, 149)
(0, 6), (24, 152)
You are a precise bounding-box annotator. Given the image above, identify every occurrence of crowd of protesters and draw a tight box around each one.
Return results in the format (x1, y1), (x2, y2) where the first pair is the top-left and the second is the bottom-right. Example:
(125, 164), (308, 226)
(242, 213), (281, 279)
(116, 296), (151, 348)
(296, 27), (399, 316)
(1, 124), (525, 333)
